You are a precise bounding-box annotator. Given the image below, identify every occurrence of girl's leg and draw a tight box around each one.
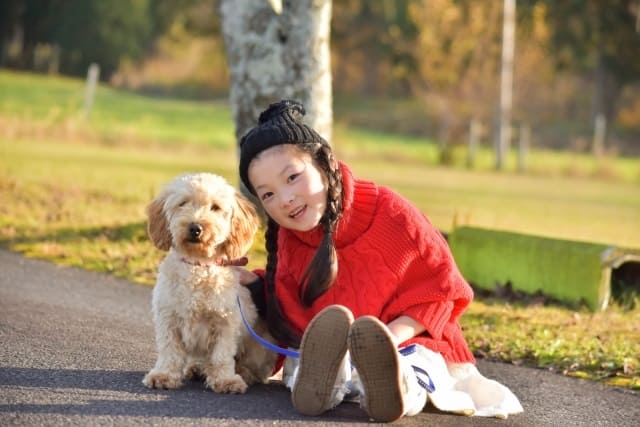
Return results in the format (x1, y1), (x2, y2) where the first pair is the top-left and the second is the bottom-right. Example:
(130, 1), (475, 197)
(290, 305), (354, 416)
(446, 362), (524, 417)
(348, 317), (523, 420)
(401, 344), (524, 418)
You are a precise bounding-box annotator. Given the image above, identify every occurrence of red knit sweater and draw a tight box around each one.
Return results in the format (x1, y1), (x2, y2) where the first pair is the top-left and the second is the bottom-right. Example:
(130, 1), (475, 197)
(261, 162), (475, 364)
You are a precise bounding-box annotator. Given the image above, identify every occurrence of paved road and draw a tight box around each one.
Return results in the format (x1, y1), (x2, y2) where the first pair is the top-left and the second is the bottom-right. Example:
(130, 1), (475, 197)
(1, 249), (639, 426)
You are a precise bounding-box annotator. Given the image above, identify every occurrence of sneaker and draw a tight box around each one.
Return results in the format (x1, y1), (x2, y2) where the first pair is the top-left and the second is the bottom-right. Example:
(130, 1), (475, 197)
(348, 316), (405, 422)
(398, 344), (433, 416)
(291, 305), (354, 416)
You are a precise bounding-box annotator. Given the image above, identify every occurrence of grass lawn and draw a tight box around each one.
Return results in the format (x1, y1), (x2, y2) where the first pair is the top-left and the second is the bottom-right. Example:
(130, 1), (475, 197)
(1, 69), (639, 390)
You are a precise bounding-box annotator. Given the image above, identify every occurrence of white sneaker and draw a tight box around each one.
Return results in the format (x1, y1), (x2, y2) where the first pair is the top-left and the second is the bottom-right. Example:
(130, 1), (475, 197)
(398, 344), (432, 416)
(291, 305), (354, 416)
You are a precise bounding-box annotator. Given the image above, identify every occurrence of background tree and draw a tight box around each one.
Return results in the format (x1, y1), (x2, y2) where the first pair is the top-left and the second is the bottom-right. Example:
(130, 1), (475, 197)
(51, 0), (153, 79)
(0, 0), (60, 69)
(331, 0), (417, 96)
(219, 0), (333, 193)
(407, 0), (503, 157)
(522, 0), (640, 145)
(0, 0), (153, 80)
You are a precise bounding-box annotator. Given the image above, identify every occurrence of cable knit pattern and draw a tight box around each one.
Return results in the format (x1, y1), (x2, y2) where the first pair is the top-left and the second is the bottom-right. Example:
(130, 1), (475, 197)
(271, 162), (475, 364)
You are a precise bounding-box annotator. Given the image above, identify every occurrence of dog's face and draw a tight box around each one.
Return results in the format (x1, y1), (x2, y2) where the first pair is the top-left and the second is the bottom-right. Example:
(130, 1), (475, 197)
(147, 173), (259, 260)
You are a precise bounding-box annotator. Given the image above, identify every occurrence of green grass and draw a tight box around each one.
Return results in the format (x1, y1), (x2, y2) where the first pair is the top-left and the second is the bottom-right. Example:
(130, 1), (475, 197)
(1, 69), (639, 390)
(1, 70), (234, 147)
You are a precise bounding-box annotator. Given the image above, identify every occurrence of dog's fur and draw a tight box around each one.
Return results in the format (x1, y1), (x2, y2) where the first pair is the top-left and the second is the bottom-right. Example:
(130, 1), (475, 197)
(142, 172), (277, 394)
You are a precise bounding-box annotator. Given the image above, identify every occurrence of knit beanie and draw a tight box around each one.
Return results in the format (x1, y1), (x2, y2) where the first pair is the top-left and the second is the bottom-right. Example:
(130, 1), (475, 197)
(239, 100), (329, 193)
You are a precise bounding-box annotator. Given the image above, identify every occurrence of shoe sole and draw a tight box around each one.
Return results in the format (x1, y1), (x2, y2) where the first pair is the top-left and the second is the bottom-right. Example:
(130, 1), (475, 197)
(291, 305), (354, 416)
(348, 316), (404, 422)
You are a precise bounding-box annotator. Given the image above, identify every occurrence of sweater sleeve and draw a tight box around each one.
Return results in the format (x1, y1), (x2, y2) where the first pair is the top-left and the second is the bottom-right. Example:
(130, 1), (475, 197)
(383, 245), (472, 341)
(378, 192), (473, 342)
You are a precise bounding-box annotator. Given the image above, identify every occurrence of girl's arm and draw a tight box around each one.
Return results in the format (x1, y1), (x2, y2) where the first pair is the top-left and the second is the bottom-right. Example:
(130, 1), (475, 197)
(387, 315), (426, 346)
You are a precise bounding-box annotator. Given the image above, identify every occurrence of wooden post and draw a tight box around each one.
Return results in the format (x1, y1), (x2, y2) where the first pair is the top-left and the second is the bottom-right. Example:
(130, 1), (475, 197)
(83, 63), (100, 119)
(438, 111), (451, 164)
(496, 0), (516, 170)
(49, 45), (60, 75)
(592, 114), (606, 158)
(467, 118), (480, 168)
(518, 123), (530, 172)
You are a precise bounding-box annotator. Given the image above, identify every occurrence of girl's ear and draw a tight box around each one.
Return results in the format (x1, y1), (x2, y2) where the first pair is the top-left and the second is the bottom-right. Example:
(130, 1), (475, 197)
(221, 192), (259, 260)
(146, 194), (172, 251)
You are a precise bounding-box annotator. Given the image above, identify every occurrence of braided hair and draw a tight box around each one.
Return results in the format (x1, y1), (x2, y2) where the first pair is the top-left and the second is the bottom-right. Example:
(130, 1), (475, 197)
(239, 100), (343, 348)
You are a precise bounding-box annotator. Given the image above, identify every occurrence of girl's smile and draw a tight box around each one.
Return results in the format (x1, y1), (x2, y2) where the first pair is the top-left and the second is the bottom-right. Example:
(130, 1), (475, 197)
(248, 145), (328, 232)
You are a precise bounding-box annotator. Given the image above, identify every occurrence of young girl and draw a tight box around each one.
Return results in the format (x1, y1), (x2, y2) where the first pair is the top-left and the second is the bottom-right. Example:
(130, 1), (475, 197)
(237, 100), (523, 422)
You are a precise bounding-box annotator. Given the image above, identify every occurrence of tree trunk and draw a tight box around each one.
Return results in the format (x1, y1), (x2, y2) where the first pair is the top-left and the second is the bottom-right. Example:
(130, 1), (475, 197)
(496, 0), (515, 171)
(219, 0), (333, 155)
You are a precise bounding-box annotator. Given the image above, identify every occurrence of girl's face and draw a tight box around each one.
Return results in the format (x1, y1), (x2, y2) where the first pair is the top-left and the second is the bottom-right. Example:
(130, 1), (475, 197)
(248, 145), (328, 232)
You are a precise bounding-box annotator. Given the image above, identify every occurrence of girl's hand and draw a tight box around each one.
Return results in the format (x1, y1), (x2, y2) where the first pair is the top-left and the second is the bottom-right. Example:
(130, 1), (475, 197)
(387, 316), (426, 346)
(233, 267), (259, 285)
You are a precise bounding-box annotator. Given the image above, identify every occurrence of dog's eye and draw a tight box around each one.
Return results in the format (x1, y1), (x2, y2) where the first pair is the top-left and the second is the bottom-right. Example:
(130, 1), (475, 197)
(211, 204), (220, 212)
(178, 201), (187, 207)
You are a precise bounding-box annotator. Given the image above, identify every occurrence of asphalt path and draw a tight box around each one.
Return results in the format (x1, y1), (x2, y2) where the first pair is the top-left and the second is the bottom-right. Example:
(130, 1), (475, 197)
(1, 249), (639, 426)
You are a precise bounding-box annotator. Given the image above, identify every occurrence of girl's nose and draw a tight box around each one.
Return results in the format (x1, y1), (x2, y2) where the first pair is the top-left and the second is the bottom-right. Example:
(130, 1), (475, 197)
(280, 192), (295, 207)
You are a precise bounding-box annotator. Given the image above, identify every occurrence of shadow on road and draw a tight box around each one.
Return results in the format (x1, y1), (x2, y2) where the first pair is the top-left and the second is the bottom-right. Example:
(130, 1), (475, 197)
(0, 366), (373, 423)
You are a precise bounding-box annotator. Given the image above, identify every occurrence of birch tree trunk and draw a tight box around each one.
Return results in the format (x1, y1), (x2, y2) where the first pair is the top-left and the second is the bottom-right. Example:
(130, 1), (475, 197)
(219, 0), (333, 151)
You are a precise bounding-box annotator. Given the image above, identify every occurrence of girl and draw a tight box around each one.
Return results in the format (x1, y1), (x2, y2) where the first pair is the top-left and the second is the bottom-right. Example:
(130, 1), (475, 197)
(237, 100), (523, 422)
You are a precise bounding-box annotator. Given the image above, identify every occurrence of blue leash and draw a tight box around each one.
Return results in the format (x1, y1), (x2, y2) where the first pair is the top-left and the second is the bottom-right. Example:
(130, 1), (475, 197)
(237, 296), (300, 359)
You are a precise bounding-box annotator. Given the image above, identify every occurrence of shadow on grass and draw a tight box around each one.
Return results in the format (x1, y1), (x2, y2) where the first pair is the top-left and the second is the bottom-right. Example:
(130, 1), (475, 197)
(0, 221), (149, 248)
(0, 221), (158, 285)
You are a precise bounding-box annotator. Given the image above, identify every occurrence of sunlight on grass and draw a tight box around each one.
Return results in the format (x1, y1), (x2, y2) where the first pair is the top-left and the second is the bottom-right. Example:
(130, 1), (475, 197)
(462, 300), (640, 389)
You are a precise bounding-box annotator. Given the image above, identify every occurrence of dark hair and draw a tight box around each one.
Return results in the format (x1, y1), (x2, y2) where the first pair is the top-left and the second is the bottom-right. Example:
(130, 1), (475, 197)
(239, 100), (343, 347)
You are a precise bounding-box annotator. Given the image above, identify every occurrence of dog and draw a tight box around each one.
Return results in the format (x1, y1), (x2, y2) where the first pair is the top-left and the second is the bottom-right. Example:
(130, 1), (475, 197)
(142, 172), (277, 394)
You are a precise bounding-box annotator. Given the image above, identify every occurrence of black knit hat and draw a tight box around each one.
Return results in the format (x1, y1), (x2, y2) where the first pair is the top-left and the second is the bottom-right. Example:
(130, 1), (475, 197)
(239, 100), (329, 193)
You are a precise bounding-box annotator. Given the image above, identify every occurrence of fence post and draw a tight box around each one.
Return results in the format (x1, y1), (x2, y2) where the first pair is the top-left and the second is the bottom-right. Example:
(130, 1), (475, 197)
(83, 63), (100, 119)
(467, 118), (480, 168)
(592, 113), (606, 158)
(518, 123), (530, 172)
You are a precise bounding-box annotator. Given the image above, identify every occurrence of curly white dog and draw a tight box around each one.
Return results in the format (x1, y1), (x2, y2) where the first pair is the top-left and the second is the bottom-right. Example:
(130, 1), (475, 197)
(143, 172), (277, 394)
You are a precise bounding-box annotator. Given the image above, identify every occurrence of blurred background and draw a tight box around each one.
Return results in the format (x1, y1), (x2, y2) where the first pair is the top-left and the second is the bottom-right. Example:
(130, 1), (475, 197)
(2, 0), (639, 156)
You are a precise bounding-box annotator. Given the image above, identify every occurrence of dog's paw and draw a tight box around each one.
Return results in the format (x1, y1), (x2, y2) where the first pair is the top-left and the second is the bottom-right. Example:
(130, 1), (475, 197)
(143, 371), (183, 390)
(206, 374), (248, 394)
(236, 366), (259, 385)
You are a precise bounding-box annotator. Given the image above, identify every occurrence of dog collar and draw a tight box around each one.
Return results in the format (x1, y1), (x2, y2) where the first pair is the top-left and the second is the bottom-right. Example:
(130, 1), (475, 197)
(180, 256), (249, 267)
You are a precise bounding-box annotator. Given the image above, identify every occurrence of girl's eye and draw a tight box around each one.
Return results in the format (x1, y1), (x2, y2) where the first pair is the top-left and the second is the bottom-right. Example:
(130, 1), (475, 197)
(287, 173), (300, 183)
(211, 204), (220, 211)
(260, 192), (273, 202)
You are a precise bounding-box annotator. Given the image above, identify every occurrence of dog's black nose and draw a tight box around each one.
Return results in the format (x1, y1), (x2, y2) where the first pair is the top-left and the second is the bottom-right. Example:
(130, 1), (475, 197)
(188, 223), (203, 240)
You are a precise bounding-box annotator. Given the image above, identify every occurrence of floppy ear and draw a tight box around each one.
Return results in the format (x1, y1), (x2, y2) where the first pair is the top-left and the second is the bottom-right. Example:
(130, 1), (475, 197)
(146, 194), (172, 251)
(221, 192), (259, 260)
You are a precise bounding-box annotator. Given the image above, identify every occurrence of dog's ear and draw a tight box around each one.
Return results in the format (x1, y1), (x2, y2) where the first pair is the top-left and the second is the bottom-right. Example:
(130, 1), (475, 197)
(146, 194), (172, 251)
(221, 192), (259, 260)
